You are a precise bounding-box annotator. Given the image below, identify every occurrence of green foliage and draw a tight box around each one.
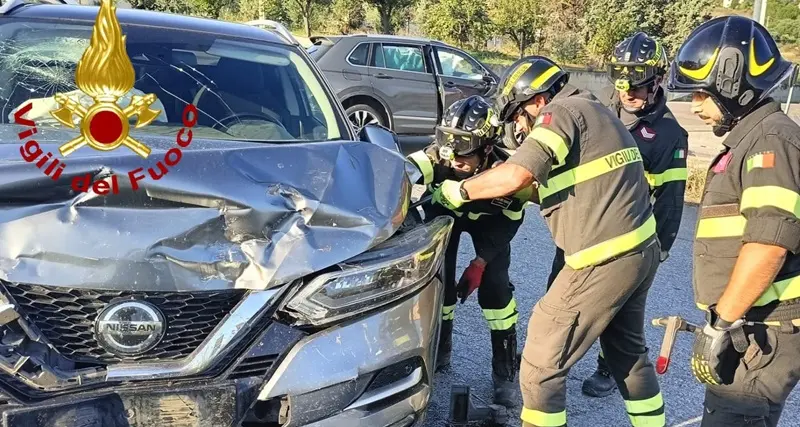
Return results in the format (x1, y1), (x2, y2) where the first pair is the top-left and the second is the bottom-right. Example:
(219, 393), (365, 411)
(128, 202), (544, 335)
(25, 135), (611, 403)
(419, 0), (491, 49)
(365, 0), (416, 34)
(219, 0), (291, 23)
(662, 0), (716, 56)
(487, 0), (544, 58)
(325, 0), (366, 34)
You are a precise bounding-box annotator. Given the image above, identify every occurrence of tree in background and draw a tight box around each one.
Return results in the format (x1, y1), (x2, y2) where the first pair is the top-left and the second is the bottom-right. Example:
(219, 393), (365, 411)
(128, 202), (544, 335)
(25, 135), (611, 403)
(328, 0), (366, 34)
(365, 0), (416, 34)
(661, 0), (715, 55)
(288, 0), (331, 37)
(488, 0), (544, 58)
(542, 0), (589, 65)
(419, 0), (490, 49)
(187, 0), (235, 18)
(219, 0), (291, 22)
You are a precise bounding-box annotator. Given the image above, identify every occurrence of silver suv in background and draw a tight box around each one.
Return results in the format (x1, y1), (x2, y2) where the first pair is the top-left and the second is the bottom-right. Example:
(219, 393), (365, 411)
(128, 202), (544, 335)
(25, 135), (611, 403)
(0, 1), (451, 426)
(308, 34), (500, 136)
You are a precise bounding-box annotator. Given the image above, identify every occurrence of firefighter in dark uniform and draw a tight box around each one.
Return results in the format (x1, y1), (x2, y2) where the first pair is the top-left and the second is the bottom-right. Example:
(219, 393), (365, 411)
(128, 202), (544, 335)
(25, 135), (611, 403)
(406, 95), (531, 407)
(667, 16), (800, 427)
(545, 32), (690, 397)
(433, 56), (665, 427)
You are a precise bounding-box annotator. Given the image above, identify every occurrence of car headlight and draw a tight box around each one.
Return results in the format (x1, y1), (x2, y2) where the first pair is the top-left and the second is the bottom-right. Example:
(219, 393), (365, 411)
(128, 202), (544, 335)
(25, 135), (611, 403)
(283, 215), (453, 326)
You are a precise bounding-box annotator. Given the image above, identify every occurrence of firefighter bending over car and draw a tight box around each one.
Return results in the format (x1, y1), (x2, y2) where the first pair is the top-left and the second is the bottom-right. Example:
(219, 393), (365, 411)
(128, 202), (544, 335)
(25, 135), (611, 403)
(407, 95), (531, 407)
(545, 31), (690, 398)
(432, 56), (665, 427)
(668, 16), (800, 427)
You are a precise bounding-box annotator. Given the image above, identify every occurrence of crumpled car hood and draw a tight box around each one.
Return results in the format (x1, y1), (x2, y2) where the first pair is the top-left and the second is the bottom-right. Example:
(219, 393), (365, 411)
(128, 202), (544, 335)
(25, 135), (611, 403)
(0, 126), (412, 291)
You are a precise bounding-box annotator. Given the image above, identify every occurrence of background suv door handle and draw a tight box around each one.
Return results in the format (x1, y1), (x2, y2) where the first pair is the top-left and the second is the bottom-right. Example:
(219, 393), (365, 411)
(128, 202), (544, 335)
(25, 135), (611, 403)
(375, 73), (393, 79)
(443, 81), (456, 88)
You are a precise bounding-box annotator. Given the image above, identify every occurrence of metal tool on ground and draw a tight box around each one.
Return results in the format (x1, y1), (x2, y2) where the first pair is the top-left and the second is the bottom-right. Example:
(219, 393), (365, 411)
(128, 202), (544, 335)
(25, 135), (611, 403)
(449, 385), (509, 426)
(651, 316), (699, 374)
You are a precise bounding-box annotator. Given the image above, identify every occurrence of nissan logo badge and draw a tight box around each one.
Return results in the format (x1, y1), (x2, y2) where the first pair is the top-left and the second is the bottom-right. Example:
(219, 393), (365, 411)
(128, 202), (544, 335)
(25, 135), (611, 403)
(95, 300), (166, 357)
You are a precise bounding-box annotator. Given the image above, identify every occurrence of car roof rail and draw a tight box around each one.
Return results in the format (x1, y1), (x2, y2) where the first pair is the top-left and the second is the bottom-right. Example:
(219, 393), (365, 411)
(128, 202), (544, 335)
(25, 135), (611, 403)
(0, 0), (76, 15)
(244, 19), (300, 46)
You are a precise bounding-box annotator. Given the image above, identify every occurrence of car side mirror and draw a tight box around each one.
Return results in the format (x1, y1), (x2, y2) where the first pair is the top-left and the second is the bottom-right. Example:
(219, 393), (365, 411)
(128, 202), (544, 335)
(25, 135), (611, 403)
(483, 74), (497, 85)
(358, 123), (402, 155)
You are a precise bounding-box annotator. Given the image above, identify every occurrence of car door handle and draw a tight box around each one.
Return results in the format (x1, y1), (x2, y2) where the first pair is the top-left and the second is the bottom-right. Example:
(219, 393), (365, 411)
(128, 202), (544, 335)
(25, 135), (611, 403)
(375, 73), (393, 79)
(443, 81), (457, 88)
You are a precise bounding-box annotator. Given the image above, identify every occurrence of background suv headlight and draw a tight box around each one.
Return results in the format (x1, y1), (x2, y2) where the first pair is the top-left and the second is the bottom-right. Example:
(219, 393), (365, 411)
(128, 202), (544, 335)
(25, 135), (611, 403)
(281, 215), (453, 327)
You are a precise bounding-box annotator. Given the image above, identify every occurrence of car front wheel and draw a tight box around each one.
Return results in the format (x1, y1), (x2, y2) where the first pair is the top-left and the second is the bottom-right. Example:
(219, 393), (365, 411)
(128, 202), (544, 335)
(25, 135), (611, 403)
(346, 104), (386, 132)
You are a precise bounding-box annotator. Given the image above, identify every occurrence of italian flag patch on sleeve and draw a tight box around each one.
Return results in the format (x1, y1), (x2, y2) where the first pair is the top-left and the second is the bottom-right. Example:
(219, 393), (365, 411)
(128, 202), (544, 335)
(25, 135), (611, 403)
(746, 151), (775, 171)
(674, 149), (686, 159)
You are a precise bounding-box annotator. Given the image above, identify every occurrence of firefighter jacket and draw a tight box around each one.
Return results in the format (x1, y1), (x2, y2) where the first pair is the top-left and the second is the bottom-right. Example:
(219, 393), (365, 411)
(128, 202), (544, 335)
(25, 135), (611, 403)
(601, 86), (689, 254)
(407, 143), (533, 222)
(506, 84), (656, 270)
(694, 99), (800, 323)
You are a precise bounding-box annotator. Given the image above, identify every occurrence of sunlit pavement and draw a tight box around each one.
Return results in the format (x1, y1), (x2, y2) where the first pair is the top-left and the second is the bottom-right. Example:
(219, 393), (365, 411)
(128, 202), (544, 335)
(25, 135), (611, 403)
(419, 204), (800, 427)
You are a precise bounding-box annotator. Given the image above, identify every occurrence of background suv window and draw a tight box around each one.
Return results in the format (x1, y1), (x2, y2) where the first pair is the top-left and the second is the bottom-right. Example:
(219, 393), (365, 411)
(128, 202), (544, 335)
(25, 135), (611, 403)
(347, 43), (369, 66)
(436, 49), (483, 80)
(379, 44), (425, 73)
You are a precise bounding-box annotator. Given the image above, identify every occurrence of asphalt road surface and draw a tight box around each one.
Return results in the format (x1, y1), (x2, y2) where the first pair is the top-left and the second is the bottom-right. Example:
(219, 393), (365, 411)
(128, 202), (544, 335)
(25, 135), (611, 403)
(419, 204), (800, 427)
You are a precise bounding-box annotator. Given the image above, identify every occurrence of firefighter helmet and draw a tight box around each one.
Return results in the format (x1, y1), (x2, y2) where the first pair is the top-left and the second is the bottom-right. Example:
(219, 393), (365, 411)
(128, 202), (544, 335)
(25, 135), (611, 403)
(667, 15), (795, 133)
(608, 32), (669, 92)
(435, 95), (499, 158)
(493, 56), (569, 123)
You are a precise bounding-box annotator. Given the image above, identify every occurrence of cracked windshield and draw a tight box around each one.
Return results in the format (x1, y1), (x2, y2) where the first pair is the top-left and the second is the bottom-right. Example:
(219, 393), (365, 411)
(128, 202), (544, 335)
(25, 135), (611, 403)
(0, 21), (343, 142)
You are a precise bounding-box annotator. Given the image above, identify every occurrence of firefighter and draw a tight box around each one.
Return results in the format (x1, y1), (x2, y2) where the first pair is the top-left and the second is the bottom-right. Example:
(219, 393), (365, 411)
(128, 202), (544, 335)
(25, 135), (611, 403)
(667, 16), (800, 426)
(406, 95), (531, 407)
(433, 56), (665, 427)
(545, 32), (690, 398)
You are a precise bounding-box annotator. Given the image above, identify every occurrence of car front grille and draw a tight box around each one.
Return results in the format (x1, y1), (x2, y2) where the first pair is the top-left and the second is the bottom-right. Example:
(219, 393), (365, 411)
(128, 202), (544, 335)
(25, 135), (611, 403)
(3, 283), (246, 364)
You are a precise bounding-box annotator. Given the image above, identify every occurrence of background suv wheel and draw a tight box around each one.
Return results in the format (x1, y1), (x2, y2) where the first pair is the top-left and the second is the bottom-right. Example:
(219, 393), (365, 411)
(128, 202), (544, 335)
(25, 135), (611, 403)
(346, 104), (386, 132)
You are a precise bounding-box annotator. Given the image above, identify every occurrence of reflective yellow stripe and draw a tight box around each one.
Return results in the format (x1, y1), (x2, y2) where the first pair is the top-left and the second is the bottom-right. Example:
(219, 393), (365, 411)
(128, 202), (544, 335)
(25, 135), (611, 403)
(530, 65), (561, 90)
(483, 299), (516, 320)
(565, 214), (656, 270)
(442, 304), (455, 320)
(502, 63), (532, 96)
(629, 413), (666, 427)
(521, 408), (566, 426)
(408, 151), (434, 185)
(645, 167), (687, 188)
(503, 209), (524, 220)
(487, 314), (518, 330)
(538, 147), (643, 199)
(529, 127), (569, 167)
(625, 393), (663, 414)
(625, 393), (665, 427)
(680, 47), (719, 80)
(740, 186), (800, 219)
(695, 215), (747, 238)
(754, 274), (800, 307)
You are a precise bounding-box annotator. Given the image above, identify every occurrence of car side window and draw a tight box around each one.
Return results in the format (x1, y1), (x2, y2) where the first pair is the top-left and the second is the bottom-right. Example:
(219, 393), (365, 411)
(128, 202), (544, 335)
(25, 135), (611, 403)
(348, 43), (369, 66)
(436, 48), (484, 80)
(378, 44), (425, 73)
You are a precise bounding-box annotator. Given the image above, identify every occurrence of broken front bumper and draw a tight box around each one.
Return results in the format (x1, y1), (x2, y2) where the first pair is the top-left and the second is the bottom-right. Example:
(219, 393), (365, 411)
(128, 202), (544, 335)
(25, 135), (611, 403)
(0, 275), (443, 427)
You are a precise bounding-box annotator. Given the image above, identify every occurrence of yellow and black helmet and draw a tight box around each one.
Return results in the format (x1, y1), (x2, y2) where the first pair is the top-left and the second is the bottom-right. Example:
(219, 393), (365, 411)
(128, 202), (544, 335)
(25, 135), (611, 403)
(436, 95), (499, 157)
(493, 56), (569, 123)
(667, 16), (795, 125)
(608, 32), (669, 92)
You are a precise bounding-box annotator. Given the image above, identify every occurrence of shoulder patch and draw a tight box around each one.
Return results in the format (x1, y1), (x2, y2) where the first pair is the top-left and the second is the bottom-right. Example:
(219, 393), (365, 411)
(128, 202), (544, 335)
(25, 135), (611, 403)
(711, 150), (733, 174)
(674, 148), (686, 159)
(745, 151), (775, 171)
(638, 125), (656, 141)
(535, 112), (552, 127)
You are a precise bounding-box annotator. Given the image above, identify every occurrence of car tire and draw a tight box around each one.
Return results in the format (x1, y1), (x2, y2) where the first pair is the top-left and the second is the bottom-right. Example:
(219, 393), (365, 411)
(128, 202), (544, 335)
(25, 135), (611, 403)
(346, 104), (387, 132)
(501, 121), (523, 150)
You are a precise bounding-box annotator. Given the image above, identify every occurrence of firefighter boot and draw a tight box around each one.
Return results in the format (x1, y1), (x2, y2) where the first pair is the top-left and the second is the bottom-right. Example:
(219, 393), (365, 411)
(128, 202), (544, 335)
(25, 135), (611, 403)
(581, 354), (617, 397)
(491, 329), (517, 407)
(436, 319), (453, 372)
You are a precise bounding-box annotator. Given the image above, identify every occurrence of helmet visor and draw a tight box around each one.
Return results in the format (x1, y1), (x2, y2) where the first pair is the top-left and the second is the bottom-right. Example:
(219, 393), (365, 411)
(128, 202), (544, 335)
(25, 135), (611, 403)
(607, 64), (657, 90)
(435, 126), (485, 157)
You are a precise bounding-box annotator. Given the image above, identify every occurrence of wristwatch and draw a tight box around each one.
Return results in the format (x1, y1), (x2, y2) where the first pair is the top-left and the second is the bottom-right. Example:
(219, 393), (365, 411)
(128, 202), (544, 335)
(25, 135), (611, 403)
(458, 182), (470, 201)
(707, 304), (742, 330)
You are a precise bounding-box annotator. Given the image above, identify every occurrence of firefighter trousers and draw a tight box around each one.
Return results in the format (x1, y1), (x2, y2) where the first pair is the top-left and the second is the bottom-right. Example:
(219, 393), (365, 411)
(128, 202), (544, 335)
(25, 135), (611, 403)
(520, 242), (664, 427)
(427, 206), (520, 333)
(700, 322), (800, 427)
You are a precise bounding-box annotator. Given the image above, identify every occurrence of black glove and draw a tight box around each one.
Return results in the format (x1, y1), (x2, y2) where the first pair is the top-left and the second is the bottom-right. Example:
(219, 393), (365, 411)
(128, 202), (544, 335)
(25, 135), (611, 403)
(690, 306), (747, 386)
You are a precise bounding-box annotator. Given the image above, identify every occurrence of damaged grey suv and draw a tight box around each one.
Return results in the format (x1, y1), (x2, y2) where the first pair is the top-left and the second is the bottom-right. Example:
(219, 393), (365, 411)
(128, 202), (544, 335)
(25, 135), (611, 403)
(0, 1), (452, 426)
